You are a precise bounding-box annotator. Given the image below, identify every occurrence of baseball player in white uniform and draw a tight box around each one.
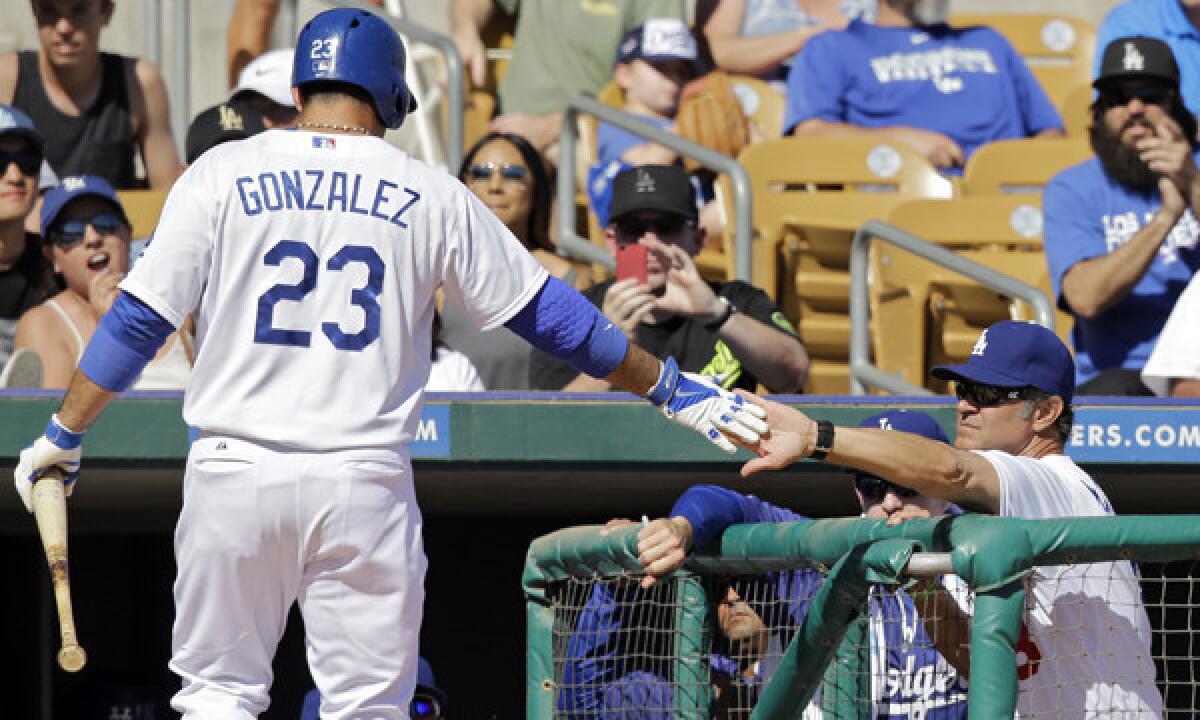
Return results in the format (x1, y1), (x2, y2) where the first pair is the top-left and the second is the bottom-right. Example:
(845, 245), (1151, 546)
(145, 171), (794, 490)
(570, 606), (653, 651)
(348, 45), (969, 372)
(735, 320), (1164, 718)
(11, 8), (767, 719)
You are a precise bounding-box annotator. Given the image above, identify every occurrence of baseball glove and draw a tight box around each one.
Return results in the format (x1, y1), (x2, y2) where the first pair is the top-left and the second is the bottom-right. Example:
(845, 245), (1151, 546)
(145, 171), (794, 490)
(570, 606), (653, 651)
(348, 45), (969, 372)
(674, 71), (751, 172)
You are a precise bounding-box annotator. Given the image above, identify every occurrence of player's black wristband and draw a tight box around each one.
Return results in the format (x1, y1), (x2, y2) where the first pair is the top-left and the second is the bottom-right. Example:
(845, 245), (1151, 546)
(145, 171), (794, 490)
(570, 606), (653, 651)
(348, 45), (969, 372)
(704, 297), (736, 329)
(810, 420), (835, 461)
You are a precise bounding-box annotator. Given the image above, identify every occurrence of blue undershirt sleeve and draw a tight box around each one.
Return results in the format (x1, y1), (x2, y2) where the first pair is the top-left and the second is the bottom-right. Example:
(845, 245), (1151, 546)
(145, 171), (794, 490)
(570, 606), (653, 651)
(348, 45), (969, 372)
(78, 291), (176, 392)
(670, 484), (809, 547)
(504, 276), (629, 380)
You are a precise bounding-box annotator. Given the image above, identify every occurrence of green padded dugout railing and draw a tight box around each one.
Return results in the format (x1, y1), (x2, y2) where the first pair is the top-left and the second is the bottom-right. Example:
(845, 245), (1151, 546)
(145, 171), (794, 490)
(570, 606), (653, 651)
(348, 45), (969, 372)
(524, 515), (1200, 719)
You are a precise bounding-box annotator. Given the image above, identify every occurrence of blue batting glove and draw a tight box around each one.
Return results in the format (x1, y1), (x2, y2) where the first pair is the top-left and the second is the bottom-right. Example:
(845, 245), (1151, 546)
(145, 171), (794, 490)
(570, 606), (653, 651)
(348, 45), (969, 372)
(13, 415), (84, 513)
(645, 357), (768, 453)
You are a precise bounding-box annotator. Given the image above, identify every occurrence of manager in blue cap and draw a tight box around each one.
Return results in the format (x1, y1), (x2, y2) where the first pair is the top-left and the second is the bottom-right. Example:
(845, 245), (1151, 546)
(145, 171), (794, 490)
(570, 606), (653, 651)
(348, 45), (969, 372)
(730, 319), (1163, 716)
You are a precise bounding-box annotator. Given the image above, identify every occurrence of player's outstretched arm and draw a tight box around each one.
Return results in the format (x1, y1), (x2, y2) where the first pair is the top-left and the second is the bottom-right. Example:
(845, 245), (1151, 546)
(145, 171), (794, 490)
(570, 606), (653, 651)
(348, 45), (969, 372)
(506, 277), (768, 453)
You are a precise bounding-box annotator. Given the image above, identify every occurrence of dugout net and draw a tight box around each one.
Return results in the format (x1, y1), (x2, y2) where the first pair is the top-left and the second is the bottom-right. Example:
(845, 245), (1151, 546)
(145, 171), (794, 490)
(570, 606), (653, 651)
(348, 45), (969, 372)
(524, 516), (1200, 719)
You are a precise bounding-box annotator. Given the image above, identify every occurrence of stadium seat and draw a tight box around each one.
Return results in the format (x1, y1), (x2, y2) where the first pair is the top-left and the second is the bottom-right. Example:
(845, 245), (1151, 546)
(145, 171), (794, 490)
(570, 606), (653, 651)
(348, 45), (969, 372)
(960, 137), (1092, 196)
(718, 136), (953, 393)
(949, 13), (1097, 116)
(1063, 84), (1094, 138)
(728, 74), (786, 142)
(869, 196), (1070, 391)
(117, 189), (169, 240)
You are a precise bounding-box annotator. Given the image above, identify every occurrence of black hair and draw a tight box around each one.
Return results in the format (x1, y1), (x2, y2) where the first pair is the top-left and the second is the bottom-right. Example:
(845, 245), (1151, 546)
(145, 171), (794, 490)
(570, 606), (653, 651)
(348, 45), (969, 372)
(296, 80), (377, 120)
(457, 132), (553, 251)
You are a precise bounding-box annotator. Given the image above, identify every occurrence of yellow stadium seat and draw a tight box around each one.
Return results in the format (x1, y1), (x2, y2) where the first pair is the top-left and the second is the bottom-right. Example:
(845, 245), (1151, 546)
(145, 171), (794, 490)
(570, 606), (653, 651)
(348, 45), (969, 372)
(870, 196), (1071, 391)
(1063, 84), (1094, 138)
(950, 13), (1097, 116)
(961, 137), (1092, 196)
(117, 189), (169, 240)
(727, 75), (786, 143)
(717, 136), (953, 393)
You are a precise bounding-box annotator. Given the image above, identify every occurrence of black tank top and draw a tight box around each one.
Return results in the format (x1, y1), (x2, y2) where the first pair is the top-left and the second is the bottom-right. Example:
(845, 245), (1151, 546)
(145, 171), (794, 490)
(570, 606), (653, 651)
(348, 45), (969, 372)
(12, 51), (139, 188)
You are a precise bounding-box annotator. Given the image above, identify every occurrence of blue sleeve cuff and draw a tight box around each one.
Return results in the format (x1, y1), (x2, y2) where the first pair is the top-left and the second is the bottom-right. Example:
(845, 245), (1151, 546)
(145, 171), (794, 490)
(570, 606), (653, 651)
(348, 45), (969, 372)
(79, 292), (175, 392)
(505, 276), (629, 379)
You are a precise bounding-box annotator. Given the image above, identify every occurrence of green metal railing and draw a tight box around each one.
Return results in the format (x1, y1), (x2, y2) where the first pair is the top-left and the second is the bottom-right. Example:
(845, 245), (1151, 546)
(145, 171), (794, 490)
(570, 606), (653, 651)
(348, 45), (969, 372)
(525, 514), (1200, 719)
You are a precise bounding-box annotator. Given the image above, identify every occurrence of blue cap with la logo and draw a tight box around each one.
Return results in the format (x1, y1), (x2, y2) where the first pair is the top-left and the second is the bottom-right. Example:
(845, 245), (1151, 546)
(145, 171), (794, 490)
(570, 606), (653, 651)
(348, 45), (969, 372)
(932, 321), (1076, 404)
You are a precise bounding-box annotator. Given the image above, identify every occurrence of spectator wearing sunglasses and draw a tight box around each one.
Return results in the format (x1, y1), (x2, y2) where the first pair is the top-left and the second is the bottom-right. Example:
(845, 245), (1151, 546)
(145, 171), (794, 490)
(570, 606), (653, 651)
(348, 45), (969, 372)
(12, 175), (193, 389)
(438, 131), (592, 390)
(301, 656), (447, 720)
(0, 0), (180, 190)
(592, 410), (969, 718)
(531, 164), (809, 393)
(735, 320), (1163, 717)
(1096, 0), (1200, 121)
(0, 105), (58, 374)
(1044, 36), (1200, 395)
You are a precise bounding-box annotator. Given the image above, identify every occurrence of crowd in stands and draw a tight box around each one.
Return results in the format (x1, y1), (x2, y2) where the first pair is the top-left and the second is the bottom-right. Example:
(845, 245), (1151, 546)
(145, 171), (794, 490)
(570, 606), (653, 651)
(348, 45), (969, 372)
(4, 1), (1200, 717)
(2, 0), (1198, 398)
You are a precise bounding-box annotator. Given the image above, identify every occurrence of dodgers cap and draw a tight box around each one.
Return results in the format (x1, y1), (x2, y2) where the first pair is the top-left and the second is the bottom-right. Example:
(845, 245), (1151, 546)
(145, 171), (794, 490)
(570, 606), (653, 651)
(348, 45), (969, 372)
(857, 410), (950, 444)
(186, 101), (267, 164)
(609, 165), (697, 224)
(617, 18), (699, 68)
(1094, 36), (1180, 91)
(40, 175), (128, 232)
(0, 104), (44, 149)
(932, 320), (1075, 404)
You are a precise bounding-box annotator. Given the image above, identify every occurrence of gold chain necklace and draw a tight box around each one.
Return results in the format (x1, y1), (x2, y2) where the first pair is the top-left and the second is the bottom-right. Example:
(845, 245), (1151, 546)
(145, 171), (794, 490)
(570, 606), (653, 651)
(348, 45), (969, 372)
(296, 121), (369, 135)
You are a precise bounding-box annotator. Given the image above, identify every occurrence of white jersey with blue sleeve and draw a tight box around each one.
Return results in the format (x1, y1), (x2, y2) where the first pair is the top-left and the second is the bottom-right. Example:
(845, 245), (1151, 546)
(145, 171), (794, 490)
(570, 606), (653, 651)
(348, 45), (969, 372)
(120, 129), (547, 451)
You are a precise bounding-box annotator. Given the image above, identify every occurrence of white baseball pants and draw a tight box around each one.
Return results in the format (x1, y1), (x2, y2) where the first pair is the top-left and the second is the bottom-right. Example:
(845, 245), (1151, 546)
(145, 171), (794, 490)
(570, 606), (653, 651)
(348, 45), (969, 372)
(169, 435), (427, 719)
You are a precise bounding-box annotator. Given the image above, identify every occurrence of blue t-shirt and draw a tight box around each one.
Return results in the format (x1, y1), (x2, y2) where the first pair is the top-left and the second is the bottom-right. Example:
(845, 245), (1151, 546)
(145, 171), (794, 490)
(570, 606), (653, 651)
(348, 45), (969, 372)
(1044, 156), (1200, 384)
(781, 20), (1063, 172)
(1096, 0), (1200, 119)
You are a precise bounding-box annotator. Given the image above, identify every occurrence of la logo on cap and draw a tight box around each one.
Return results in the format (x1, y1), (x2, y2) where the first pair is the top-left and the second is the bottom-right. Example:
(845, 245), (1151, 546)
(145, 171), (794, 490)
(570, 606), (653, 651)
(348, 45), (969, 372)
(635, 169), (656, 193)
(62, 176), (87, 192)
(971, 329), (989, 356)
(218, 105), (245, 132)
(1123, 41), (1145, 71)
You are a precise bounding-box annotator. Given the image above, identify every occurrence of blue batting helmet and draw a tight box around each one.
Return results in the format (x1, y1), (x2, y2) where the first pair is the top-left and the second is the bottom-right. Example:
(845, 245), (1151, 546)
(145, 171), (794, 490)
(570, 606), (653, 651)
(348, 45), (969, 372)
(292, 8), (416, 129)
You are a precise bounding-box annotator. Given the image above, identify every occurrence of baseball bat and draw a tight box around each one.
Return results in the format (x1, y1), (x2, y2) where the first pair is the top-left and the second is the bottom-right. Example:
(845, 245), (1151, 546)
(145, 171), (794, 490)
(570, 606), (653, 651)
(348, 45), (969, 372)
(31, 467), (87, 673)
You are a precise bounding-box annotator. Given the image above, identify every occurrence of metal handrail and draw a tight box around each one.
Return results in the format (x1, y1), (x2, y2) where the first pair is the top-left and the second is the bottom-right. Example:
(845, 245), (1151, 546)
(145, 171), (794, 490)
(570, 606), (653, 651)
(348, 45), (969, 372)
(323, 0), (465, 171)
(556, 95), (753, 279)
(848, 219), (1056, 395)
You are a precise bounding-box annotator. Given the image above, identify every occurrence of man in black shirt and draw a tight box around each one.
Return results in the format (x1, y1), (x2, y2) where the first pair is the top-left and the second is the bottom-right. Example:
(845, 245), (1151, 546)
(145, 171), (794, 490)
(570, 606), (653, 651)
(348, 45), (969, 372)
(532, 165), (808, 393)
(0, 104), (56, 372)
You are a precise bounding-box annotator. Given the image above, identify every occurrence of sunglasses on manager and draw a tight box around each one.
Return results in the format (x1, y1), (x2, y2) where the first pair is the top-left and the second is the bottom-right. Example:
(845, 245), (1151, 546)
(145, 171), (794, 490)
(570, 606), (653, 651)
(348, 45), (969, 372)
(953, 380), (1037, 408)
(46, 213), (125, 249)
(0, 147), (42, 176)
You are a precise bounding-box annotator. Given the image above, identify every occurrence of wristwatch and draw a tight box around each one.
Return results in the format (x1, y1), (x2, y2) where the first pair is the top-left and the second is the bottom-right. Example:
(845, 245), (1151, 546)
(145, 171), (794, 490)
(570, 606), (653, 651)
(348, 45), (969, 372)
(810, 420), (835, 461)
(704, 296), (736, 329)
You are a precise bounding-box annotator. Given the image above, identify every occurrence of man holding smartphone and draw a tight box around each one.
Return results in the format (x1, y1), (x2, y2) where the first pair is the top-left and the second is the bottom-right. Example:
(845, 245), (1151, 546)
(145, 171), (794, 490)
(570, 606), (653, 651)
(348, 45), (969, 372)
(531, 165), (809, 393)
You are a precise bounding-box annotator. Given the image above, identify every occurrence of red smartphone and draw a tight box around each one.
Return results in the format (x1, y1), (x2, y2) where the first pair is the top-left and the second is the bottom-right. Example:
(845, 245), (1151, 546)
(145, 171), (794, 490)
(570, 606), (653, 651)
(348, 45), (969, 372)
(615, 244), (648, 284)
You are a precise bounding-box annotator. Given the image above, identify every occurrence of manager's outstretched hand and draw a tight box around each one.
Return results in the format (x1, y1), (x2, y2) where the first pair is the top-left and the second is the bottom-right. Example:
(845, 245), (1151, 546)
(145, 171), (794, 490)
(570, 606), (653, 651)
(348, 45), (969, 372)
(735, 392), (819, 476)
(645, 358), (767, 453)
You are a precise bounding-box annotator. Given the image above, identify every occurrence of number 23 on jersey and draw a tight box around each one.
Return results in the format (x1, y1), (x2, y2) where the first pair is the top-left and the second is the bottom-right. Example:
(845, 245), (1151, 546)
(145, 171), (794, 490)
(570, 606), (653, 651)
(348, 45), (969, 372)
(254, 239), (384, 352)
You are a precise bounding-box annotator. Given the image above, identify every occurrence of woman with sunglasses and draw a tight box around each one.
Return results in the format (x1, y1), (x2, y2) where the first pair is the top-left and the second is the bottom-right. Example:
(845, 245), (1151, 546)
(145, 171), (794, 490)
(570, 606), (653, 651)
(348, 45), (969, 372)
(13, 175), (192, 389)
(438, 131), (591, 390)
(0, 105), (58, 376)
(608, 410), (971, 718)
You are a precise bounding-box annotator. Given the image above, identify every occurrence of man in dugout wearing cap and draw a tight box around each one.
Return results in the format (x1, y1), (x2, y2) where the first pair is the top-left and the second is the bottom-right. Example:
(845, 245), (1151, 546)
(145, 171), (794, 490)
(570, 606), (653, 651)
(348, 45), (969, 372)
(696, 320), (1163, 717)
(1044, 36), (1200, 396)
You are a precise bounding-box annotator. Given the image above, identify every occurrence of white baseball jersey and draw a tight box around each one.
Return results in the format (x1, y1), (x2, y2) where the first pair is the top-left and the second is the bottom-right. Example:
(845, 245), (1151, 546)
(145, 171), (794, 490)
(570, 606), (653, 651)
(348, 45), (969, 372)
(121, 129), (546, 451)
(1142, 271), (1200, 396)
(981, 450), (1163, 718)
